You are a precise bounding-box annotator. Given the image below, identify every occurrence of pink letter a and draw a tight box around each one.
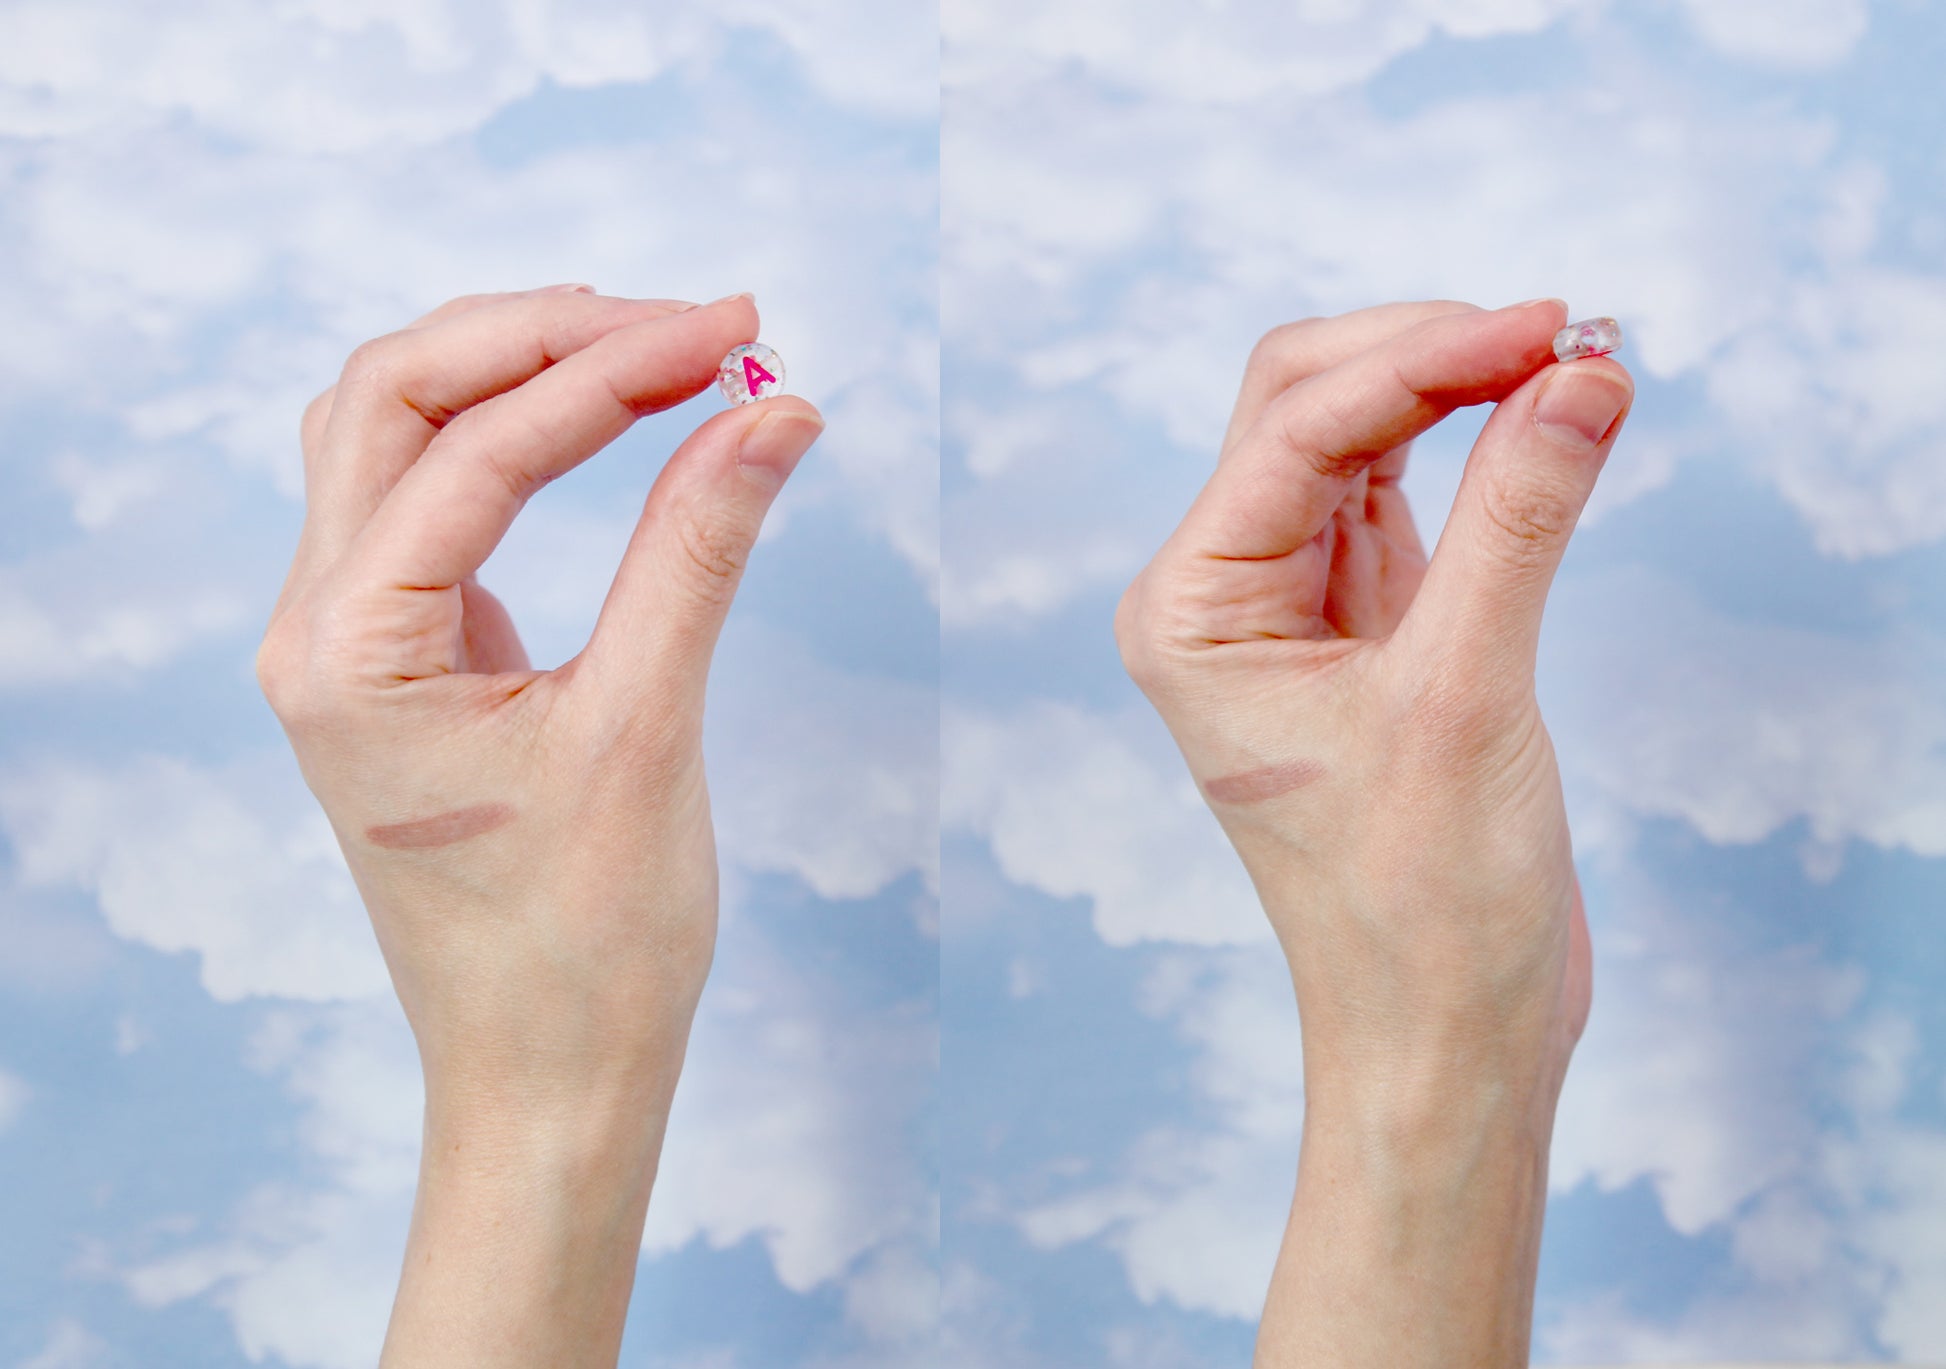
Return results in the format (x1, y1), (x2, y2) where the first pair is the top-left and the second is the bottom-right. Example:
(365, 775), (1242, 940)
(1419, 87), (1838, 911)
(743, 355), (777, 395)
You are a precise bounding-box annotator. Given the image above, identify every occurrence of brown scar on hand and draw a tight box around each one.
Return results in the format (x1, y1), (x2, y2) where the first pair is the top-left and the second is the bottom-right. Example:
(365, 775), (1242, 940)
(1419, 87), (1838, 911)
(365, 802), (516, 850)
(1202, 760), (1326, 805)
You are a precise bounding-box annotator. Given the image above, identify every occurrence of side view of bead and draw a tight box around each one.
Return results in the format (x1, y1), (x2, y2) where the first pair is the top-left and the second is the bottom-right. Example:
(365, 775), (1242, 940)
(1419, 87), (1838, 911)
(1552, 316), (1622, 363)
(718, 342), (786, 405)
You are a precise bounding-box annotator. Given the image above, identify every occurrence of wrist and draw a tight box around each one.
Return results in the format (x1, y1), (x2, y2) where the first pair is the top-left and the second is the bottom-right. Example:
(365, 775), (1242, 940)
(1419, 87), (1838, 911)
(381, 1078), (680, 1368)
(1298, 1016), (1570, 1150)
(420, 1033), (690, 1189)
(1255, 1060), (1558, 1368)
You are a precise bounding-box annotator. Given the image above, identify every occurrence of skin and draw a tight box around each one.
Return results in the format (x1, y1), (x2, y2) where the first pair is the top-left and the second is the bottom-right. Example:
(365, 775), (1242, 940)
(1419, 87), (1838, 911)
(254, 283), (824, 1368)
(1115, 299), (1635, 1366)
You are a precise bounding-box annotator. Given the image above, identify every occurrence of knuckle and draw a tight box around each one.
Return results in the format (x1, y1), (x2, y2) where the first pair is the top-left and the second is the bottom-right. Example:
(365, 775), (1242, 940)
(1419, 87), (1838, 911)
(442, 401), (550, 502)
(300, 386), (335, 446)
(1245, 319), (1321, 386)
(253, 610), (359, 732)
(1393, 649), (1526, 763)
(252, 622), (317, 721)
(251, 636), (286, 704)
(338, 333), (406, 391)
(1476, 480), (1571, 567)
(478, 439), (544, 503)
(1113, 573), (1190, 695)
(597, 364), (655, 421)
(573, 683), (686, 760)
(673, 517), (748, 593)
(1112, 580), (1152, 682)
(1285, 387), (1370, 482)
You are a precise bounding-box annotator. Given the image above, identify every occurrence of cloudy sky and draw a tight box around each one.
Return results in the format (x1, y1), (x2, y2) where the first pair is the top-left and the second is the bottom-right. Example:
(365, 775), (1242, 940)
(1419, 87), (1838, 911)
(6, 1), (1946, 1367)
(0, 4), (937, 1367)
(941, 0), (1946, 1362)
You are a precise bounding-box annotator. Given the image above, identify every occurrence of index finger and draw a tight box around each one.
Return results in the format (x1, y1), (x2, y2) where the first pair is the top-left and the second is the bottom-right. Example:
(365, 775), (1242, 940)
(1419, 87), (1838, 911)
(308, 291), (706, 560)
(1220, 300), (1484, 458)
(299, 285), (604, 461)
(343, 297), (757, 604)
(1175, 299), (1565, 562)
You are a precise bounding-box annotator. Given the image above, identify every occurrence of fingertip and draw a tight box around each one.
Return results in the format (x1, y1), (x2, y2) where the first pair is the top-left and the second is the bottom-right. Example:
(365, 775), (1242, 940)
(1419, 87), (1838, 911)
(1533, 364), (1631, 451)
(737, 406), (823, 487)
(1390, 302), (1566, 399)
(695, 292), (762, 354)
(744, 393), (821, 425)
(705, 291), (760, 325)
(1505, 296), (1568, 321)
(1559, 352), (1634, 386)
(685, 392), (819, 443)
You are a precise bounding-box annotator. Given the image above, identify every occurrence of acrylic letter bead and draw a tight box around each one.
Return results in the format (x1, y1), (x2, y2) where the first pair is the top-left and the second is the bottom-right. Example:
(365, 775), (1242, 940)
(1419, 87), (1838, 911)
(1552, 317), (1622, 362)
(718, 342), (785, 405)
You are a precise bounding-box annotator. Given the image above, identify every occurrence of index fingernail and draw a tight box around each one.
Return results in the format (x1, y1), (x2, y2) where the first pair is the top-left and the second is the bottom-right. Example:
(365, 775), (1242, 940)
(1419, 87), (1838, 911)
(544, 282), (597, 293)
(1510, 297), (1567, 313)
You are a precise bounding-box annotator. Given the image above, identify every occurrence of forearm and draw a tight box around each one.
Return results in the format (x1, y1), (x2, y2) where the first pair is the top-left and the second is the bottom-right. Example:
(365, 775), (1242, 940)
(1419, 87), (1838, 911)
(380, 1070), (684, 1368)
(1255, 1053), (1562, 1368)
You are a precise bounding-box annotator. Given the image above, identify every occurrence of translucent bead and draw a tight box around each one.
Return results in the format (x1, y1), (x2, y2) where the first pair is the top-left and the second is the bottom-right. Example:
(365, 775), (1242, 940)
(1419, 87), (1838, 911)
(1553, 317), (1623, 362)
(718, 342), (785, 405)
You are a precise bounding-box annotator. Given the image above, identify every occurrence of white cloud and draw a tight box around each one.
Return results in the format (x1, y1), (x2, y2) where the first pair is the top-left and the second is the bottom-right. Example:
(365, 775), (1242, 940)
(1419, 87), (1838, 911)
(709, 624), (940, 903)
(945, 703), (1266, 947)
(1846, 1123), (1946, 1355)
(1677, 0), (1871, 69)
(946, 45), (1833, 391)
(0, 543), (251, 691)
(945, 8), (1946, 666)
(1546, 566), (1946, 863)
(112, 1015), (152, 1056)
(4, 129), (936, 585)
(121, 907), (938, 1365)
(1540, 1283), (1863, 1361)
(944, 0), (1579, 106)
(117, 1004), (450, 1368)
(938, 1261), (1037, 1369)
(0, 2), (929, 155)
(1014, 951), (1299, 1319)
(1707, 267), (1946, 558)
(942, 397), (1160, 630)
(12, 1320), (110, 1369)
(1550, 881), (1864, 1235)
(0, 1065), (30, 1133)
(1536, 862), (1946, 1360)
(843, 1241), (940, 1345)
(123, 1182), (405, 1369)
(46, 450), (170, 532)
(0, 749), (389, 1003)
(646, 918), (936, 1297)
(1538, 1106), (1946, 1361)
(0, 15), (938, 638)
(936, 5), (1946, 1364)
(0, 5), (937, 1368)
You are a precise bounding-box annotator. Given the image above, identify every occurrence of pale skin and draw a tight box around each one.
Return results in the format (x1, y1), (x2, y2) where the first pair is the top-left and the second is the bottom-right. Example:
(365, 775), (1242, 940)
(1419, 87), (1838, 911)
(1116, 300), (1634, 1366)
(254, 283), (824, 1367)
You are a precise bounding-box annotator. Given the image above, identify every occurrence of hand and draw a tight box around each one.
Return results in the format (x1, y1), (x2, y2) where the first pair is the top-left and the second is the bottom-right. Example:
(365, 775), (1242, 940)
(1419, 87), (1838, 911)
(255, 284), (823, 1367)
(1114, 299), (1633, 1365)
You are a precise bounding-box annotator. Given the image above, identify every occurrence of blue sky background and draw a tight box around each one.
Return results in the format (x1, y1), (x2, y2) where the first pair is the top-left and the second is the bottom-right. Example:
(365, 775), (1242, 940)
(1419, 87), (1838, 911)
(942, 0), (1946, 1362)
(7, 2), (1946, 1367)
(0, 6), (936, 1367)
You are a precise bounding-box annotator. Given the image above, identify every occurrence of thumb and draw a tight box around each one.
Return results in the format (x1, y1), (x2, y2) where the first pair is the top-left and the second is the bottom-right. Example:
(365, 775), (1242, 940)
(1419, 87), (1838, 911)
(1398, 357), (1632, 679)
(578, 396), (823, 709)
